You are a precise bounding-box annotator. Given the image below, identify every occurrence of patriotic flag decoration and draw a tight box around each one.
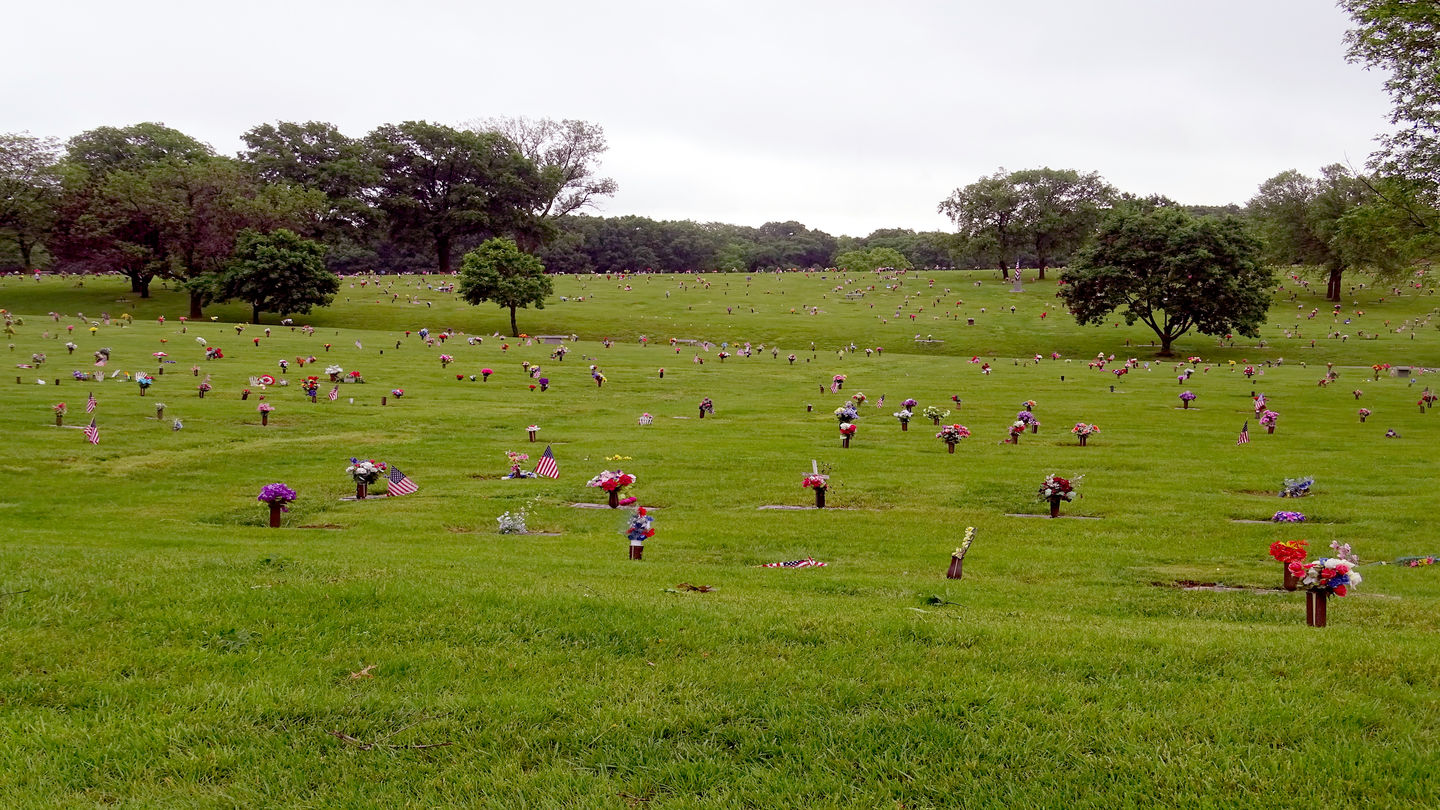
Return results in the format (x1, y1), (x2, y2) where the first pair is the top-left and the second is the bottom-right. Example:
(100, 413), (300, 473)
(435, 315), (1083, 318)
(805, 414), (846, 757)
(328, 386), (339, 401)
(85, 393), (96, 413)
(83, 419), (99, 445)
(385, 466), (418, 496)
(760, 557), (828, 568)
(534, 445), (559, 479)
(1237, 421), (1250, 445)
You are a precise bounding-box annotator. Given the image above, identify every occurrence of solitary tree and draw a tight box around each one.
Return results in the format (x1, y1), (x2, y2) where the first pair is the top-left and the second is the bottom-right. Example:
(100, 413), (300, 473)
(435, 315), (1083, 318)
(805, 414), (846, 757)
(459, 237), (552, 336)
(214, 228), (338, 323)
(1060, 206), (1271, 356)
(1011, 168), (1115, 280)
(0, 133), (61, 269)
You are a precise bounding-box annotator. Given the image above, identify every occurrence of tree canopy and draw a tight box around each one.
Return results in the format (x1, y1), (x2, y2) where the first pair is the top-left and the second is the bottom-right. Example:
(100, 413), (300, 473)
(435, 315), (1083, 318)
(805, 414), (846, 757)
(213, 228), (337, 324)
(1059, 206), (1271, 356)
(0, 133), (61, 269)
(459, 237), (552, 336)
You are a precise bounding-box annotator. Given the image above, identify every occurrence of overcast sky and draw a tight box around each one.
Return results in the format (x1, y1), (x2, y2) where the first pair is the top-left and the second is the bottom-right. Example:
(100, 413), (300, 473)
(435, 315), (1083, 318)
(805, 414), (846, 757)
(6, 0), (1392, 237)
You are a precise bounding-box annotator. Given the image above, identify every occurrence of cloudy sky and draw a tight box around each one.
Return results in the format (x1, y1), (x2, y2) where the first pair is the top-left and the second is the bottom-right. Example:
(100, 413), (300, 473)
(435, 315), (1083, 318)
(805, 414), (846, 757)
(7, 0), (1391, 236)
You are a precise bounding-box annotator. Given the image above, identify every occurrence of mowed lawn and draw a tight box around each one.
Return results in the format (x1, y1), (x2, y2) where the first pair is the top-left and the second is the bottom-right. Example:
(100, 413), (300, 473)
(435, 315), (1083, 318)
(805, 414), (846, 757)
(0, 270), (1437, 808)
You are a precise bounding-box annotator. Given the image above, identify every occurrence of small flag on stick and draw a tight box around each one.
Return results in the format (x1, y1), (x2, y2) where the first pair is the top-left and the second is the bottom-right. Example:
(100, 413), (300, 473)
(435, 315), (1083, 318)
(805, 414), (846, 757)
(328, 386), (339, 401)
(85, 393), (96, 413)
(1237, 421), (1250, 445)
(535, 445), (559, 479)
(84, 418), (99, 445)
(760, 557), (828, 568)
(385, 466), (418, 496)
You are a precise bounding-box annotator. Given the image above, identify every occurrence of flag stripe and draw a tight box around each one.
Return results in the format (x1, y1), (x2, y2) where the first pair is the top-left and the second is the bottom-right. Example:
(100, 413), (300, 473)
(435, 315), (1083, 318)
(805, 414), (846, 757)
(85, 393), (96, 413)
(761, 557), (828, 568)
(328, 386), (339, 401)
(84, 419), (99, 445)
(535, 445), (559, 478)
(1237, 421), (1250, 446)
(386, 466), (418, 496)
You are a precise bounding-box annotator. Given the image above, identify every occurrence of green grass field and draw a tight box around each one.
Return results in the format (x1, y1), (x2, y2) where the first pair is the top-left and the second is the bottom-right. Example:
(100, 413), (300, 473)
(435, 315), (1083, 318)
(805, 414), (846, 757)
(1, 269), (1437, 808)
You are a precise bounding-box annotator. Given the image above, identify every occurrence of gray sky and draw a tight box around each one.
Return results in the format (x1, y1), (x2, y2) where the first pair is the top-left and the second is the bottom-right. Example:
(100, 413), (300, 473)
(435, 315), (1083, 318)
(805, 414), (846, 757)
(6, 0), (1391, 237)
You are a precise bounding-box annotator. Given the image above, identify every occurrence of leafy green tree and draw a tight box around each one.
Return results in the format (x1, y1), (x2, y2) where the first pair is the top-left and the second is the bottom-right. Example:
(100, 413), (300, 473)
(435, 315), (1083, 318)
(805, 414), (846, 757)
(0, 133), (61, 270)
(833, 246), (912, 272)
(466, 117), (617, 251)
(214, 228), (337, 324)
(1342, 0), (1440, 217)
(459, 237), (552, 336)
(1011, 168), (1115, 280)
(366, 121), (545, 274)
(1060, 206), (1271, 356)
(938, 170), (1022, 277)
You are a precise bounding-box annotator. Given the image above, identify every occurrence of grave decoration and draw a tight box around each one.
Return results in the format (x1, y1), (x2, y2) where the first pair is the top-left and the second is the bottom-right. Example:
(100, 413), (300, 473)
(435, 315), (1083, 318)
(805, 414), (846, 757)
(922, 405), (949, 425)
(948, 526), (977, 579)
(1179, 391), (1196, 408)
(346, 458), (386, 500)
(624, 507), (654, 560)
(936, 424), (970, 453)
(1038, 474), (1079, 517)
(504, 451), (536, 479)
(587, 470), (636, 508)
(1269, 539), (1309, 590)
(257, 483), (296, 528)
(894, 409), (913, 430)
(1071, 422), (1099, 446)
(839, 422), (857, 447)
(1279, 476), (1314, 498)
(1293, 541), (1361, 627)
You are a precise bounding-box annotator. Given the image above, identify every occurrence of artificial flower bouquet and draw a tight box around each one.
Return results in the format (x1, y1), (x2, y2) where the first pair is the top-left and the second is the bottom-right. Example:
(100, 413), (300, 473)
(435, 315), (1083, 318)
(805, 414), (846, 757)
(1279, 476), (1314, 498)
(936, 424), (970, 446)
(922, 405), (949, 424)
(1269, 539), (1309, 564)
(893, 409), (913, 424)
(1071, 422), (1099, 437)
(834, 404), (859, 422)
(257, 483), (297, 510)
(587, 470), (636, 492)
(802, 474), (829, 490)
(1271, 511), (1305, 523)
(1037, 474), (1078, 502)
(347, 458), (386, 484)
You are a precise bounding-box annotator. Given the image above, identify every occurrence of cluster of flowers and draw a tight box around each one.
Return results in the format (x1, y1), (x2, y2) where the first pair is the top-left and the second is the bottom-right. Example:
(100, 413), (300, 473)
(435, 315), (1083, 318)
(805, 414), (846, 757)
(1071, 423), (1099, 437)
(1399, 556), (1436, 568)
(256, 483), (297, 511)
(504, 451), (535, 479)
(1271, 511), (1306, 523)
(1016, 410), (1039, 427)
(624, 507), (655, 544)
(936, 424), (970, 445)
(699, 397), (714, 414)
(1268, 539), (1309, 564)
(1279, 476), (1314, 498)
(1290, 542), (1362, 596)
(921, 405), (949, 421)
(587, 470), (636, 491)
(347, 458), (386, 484)
(839, 422), (857, 437)
(893, 409), (912, 423)
(801, 474), (828, 490)
(834, 404), (859, 422)
(1037, 474), (1079, 502)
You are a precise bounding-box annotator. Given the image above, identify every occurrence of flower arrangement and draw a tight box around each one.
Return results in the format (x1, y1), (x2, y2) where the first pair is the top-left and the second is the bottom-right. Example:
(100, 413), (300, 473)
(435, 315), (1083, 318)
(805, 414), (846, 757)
(902, 398), (918, 409)
(496, 504), (532, 534)
(893, 409), (913, 424)
(1007, 420), (1026, 439)
(1357, 407), (1370, 421)
(136, 373), (153, 389)
(1037, 474), (1078, 502)
(197, 382), (211, 393)
(53, 402), (67, 416)
(1243, 365), (1256, 378)
(1016, 409), (1038, 426)
(583, 469), (632, 491)
(638, 412), (653, 426)
(347, 458), (386, 484)
(921, 405), (949, 423)
(624, 507), (655, 558)
(1179, 391), (1196, 406)
(504, 450), (535, 479)
(802, 474), (828, 490)
(1399, 556), (1436, 567)
(699, 397), (714, 414)
(205, 347), (224, 360)
(833, 374), (846, 383)
(1352, 389), (1363, 399)
(936, 424), (970, 445)
(1071, 422), (1099, 438)
(439, 354), (453, 366)
(349, 370), (364, 382)
(325, 365), (343, 377)
(1259, 410), (1279, 429)
(257, 402), (274, 413)
(1291, 553), (1361, 596)
(391, 388), (404, 398)
(839, 422), (857, 437)
(257, 483), (297, 511)
(1269, 539), (1309, 564)
(153, 351), (168, 359)
(834, 404), (859, 422)
(1021, 400), (1036, 411)
(851, 392), (867, 404)
(538, 377), (549, 391)
(1385, 429), (1400, 438)
(1279, 476), (1313, 498)
(301, 377), (319, 396)
(1271, 511), (1306, 523)
(481, 368), (493, 380)
(717, 351), (730, 360)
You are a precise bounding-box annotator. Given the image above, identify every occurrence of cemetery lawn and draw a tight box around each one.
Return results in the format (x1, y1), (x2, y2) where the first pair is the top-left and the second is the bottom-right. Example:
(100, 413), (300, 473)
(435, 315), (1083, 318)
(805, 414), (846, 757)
(0, 270), (1437, 807)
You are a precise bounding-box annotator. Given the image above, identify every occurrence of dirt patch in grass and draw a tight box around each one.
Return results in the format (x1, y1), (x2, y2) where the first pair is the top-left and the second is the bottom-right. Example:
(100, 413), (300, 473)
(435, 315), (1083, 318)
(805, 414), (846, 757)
(1154, 580), (1285, 593)
(299, 524), (346, 530)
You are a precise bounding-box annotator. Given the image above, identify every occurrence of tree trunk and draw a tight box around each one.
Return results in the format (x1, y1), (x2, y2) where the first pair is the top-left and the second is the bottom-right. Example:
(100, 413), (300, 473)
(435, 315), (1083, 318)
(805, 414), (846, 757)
(133, 274), (152, 298)
(252, 305), (261, 325)
(1036, 260), (1047, 281)
(1327, 266), (1342, 302)
(188, 291), (204, 320)
(17, 236), (33, 270)
(1158, 334), (1174, 357)
(510, 305), (519, 337)
(437, 235), (452, 275)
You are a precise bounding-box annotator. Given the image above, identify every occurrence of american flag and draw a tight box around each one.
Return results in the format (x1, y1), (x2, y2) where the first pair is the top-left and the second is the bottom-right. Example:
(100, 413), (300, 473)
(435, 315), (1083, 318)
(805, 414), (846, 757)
(1237, 421), (1250, 445)
(385, 466), (418, 496)
(83, 418), (99, 445)
(761, 557), (828, 568)
(328, 386), (339, 401)
(85, 393), (96, 413)
(534, 445), (559, 479)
